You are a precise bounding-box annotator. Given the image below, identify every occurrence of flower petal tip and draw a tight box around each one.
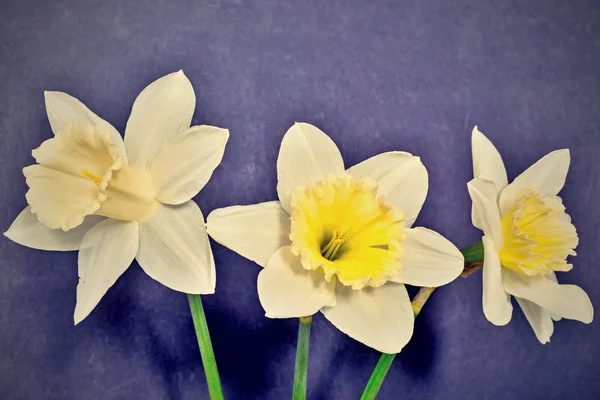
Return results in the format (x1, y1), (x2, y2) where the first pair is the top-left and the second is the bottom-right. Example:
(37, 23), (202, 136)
(73, 311), (85, 326)
(187, 282), (216, 296)
(264, 311), (284, 319)
(3, 230), (14, 243)
(582, 299), (594, 325)
(486, 312), (512, 327)
(163, 69), (192, 87)
(536, 336), (551, 345)
(471, 126), (492, 148)
(471, 125), (483, 140)
(3, 228), (20, 244)
(169, 69), (186, 79)
(557, 148), (570, 159)
(43, 90), (59, 98)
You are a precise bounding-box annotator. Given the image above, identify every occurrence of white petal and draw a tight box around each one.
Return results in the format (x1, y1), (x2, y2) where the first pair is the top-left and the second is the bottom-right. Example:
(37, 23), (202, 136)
(44, 91), (127, 161)
(124, 71), (195, 168)
(276, 123), (344, 214)
(482, 236), (513, 326)
(546, 272), (562, 321)
(471, 126), (508, 190)
(137, 201), (215, 294)
(498, 149), (570, 216)
(516, 297), (554, 344)
(206, 202), (291, 267)
(467, 178), (503, 248)
(151, 125), (229, 204)
(321, 282), (414, 353)
(23, 165), (102, 231)
(346, 152), (428, 227)
(24, 122), (122, 231)
(4, 207), (105, 251)
(258, 246), (335, 318)
(471, 127), (507, 229)
(389, 227), (463, 287)
(503, 269), (593, 323)
(74, 219), (138, 324)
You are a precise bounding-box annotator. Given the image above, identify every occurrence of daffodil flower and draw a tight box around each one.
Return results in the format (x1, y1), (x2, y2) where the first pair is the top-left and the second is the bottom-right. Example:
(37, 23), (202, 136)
(4, 71), (229, 324)
(468, 126), (593, 343)
(206, 123), (464, 353)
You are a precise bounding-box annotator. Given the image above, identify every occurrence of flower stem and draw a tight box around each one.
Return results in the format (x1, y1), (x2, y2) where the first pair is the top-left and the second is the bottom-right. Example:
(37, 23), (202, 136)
(360, 353), (396, 400)
(293, 316), (313, 400)
(461, 241), (485, 277)
(188, 294), (224, 400)
(461, 240), (484, 264)
(360, 241), (484, 399)
(411, 286), (436, 317)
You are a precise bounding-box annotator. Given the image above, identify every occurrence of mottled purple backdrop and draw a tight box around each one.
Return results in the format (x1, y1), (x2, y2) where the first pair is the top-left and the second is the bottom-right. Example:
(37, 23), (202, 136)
(1, 1), (599, 399)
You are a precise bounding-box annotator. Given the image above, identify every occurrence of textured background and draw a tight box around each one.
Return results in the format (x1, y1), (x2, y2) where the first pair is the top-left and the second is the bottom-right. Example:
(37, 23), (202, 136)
(1, 0), (600, 399)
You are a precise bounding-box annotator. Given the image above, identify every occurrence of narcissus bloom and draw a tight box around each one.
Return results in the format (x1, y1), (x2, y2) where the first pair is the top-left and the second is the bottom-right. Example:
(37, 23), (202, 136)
(206, 123), (464, 353)
(5, 71), (228, 324)
(468, 126), (593, 343)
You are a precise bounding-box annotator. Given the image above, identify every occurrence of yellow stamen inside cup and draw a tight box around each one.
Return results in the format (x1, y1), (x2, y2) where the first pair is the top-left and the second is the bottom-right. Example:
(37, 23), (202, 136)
(321, 230), (347, 261)
(289, 175), (406, 290)
(81, 169), (103, 185)
(499, 189), (578, 276)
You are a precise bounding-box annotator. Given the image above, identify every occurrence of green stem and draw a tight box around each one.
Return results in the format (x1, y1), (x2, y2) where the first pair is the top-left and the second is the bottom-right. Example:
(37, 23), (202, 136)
(292, 316), (313, 400)
(188, 294), (224, 400)
(461, 241), (484, 264)
(360, 353), (396, 400)
(360, 241), (484, 399)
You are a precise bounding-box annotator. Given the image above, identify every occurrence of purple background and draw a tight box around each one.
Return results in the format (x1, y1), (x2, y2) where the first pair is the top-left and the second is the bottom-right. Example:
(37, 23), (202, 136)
(1, 0), (600, 399)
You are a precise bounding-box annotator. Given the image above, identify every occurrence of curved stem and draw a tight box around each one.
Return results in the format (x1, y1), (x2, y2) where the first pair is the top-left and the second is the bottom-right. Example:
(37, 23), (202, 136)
(188, 294), (224, 400)
(292, 316), (313, 400)
(360, 241), (484, 399)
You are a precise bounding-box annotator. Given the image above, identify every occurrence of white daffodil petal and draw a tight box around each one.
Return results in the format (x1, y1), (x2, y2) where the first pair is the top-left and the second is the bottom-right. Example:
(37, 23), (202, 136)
(321, 282), (414, 354)
(23, 165), (105, 231)
(24, 121), (124, 231)
(498, 149), (570, 216)
(4, 207), (105, 251)
(503, 269), (593, 323)
(389, 227), (463, 287)
(44, 91), (127, 161)
(471, 126), (508, 190)
(346, 152), (428, 227)
(276, 123), (344, 214)
(546, 272), (562, 321)
(124, 71), (195, 168)
(151, 125), (229, 204)
(471, 126), (507, 229)
(516, 297), (554, 344)
(482, 236), (513, 326)
(74, 219), (139, 324)
(137, 201), (215, 294)
(258, 246), (335, 318)
(206, 202), (291, 268)
(467, 178), (503, 248)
